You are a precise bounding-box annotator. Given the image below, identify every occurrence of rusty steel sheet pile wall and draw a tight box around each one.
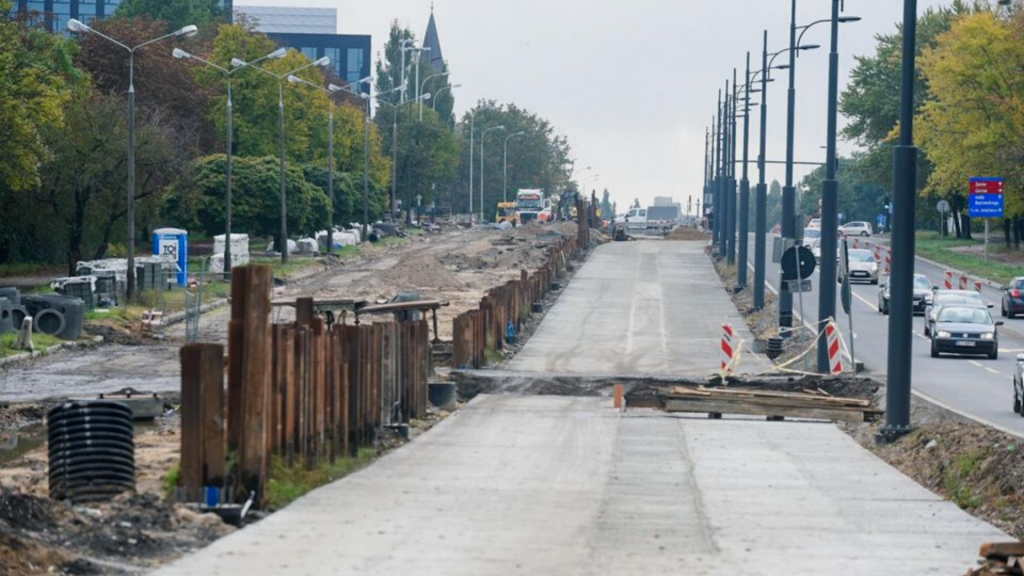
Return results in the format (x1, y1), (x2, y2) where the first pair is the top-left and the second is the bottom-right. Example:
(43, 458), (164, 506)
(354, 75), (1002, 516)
(452, 229), (588, 370)
(178, 267), (432, 508)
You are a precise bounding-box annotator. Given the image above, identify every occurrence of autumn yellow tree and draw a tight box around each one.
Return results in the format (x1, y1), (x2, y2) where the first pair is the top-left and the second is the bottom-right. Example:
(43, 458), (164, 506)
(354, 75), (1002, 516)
(917, 9), (1024, 244)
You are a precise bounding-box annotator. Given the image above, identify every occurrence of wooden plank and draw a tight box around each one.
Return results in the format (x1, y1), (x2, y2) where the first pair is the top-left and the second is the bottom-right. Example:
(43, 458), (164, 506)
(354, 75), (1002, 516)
(233, 265), (273, 505)
(179, 343), (225, 503)
(280, 327), (295, 463)
(980, 543), (1024, 560)
(663, 399), (870, 423)
(296, 297), (315, 327)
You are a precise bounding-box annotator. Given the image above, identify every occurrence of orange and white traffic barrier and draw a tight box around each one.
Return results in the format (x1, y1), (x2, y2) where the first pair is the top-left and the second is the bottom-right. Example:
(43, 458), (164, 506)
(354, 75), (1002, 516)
(975, 279), (983, 293)
(721, 323), (735, 374)
(825, 321), (844, 374)
(959, 273), (969, 290)
(874, 245), (882, 264)
(944, 270), (954, 290)
(884, 247), (892, 275)
(851, 238), (859, 250)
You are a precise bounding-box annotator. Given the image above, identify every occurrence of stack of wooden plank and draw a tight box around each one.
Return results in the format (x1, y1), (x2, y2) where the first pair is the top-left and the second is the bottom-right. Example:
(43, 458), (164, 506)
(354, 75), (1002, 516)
(655, 386), (883, 423)
(966, 543), (1024, 575)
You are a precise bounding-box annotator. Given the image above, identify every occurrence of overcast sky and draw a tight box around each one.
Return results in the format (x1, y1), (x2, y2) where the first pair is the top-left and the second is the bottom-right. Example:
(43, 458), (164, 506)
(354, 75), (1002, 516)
(237, 0), (949, 212)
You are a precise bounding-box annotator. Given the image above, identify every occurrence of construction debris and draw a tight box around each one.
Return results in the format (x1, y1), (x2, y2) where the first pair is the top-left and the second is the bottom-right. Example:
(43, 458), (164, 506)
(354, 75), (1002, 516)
(646, 384), (883, 423)
(966, 542), (1024, 575)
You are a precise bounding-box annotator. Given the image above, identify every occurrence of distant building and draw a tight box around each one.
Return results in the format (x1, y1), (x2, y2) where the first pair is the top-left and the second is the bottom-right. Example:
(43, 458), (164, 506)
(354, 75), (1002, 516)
(653, 196), (675, 207)
(236, 5), (371, 94)
(9, 0), (233, 31)
(233, 5), (334, 35)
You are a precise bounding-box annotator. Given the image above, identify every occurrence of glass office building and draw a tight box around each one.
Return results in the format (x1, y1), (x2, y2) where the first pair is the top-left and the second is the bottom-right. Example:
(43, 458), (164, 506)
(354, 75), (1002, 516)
(267, 32), (371, 94)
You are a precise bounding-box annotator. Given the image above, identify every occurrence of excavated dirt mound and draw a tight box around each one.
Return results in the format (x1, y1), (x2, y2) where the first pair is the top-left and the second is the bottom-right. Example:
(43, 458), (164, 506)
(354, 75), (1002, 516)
(666, 227), (708, 241)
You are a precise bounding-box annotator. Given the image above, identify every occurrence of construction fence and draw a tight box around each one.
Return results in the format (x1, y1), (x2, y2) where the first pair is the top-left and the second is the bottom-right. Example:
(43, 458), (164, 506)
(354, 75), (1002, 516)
(453, 222), (591, 369)
(178, 266), (431, 507)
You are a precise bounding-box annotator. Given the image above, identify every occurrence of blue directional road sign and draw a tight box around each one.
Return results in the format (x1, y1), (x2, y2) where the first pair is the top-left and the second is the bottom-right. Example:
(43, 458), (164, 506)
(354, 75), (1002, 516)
(969, 177), (1005, 218)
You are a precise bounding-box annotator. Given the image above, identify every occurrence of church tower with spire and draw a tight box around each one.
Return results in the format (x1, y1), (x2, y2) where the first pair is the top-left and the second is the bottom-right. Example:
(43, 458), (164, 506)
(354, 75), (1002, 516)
(423, 4), (445, 74)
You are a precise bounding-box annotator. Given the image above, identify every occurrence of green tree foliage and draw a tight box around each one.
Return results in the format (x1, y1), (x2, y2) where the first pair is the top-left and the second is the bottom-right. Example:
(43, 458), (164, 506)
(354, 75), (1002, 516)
(766, 180), (783, 230)
(798, 155), (887, 225)
(302, 165), (388, 227)
(114, 0), (227, 32)
(0, 1), (80, 193)
(453, 101), (572, 217)
(163, 155), (331, 240)
(378, 105), (460, 214)
(600, 189), (614, 222)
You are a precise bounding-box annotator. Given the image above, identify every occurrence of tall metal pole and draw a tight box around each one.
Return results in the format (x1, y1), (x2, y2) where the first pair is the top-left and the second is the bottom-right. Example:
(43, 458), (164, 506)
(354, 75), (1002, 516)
(391, 110), (399, 220)
(503, 139), (509, 204)
(712, 102), (720, 247)
(718, 86), (728, 259)
(738, 53), (752, 289)
(780, 0), (798, 331)
(127, 53), (137, 299)
(278, 82), (288, 263)
(754, 31), (770, 310)
(326, 98), (335, 254)
(817, 0), (842, 373)
(703, 126), (710, 227)
(469, 112), (475, 218)
(224, 79), (233, 280)
(727, 70), (738, 267)
(881, 0), (919, 440)
(362, 97), (370, 242)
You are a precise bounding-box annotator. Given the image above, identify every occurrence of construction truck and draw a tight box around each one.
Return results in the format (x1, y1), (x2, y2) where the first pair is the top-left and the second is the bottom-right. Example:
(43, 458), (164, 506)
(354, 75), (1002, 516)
(516, 189), (554, 224)
(495, 202), (519, 226)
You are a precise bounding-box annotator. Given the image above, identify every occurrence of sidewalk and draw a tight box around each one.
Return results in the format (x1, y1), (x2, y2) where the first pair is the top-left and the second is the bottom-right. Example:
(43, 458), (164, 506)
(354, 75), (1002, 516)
(507, 240), (768, 376)
(153, 395), (1006, 576)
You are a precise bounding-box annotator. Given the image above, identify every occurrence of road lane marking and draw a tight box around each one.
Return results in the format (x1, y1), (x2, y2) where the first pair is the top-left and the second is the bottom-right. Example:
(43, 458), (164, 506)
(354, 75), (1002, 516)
(969, 360), (984, 368)
(912, 331), (928, 341)
(985, 367), (1001, 375)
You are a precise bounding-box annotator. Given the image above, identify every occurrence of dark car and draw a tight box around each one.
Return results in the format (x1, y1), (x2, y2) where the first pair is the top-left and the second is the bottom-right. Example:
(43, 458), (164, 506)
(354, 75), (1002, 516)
(930, 306), (1002, 359)
(878, 274), (933, 316)
(1001, 277), (1024, 318)
(924, 290), (990, 336)
(1014, 354), (1024, 416)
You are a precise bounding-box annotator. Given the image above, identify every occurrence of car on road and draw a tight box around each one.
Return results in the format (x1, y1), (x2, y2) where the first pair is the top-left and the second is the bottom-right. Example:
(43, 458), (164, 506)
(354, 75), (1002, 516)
(924, 290), (990, 336)
(1014, 354), (1024, 416)
(1001, 277), (1024, 319)
(802, 227), (821, 250)
(840, 249), (879, 284)
(839, 221), (873, 237)
(878, 273), (933, 315)
(930, 305), (1002, 359)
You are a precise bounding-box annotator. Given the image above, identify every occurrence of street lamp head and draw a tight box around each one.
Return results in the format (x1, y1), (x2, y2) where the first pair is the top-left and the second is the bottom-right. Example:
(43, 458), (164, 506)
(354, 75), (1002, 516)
(798, 44), (821, 51)
(328, 83), (343, 93)
(287, 74), (303, 84)
(176, 24), (199, 38)
(230, 57), (247, 68)
(67, 18), (89, 33)
(838, 16), (862, 23)
(268, 48), (288, 60)
(421, 92), (432, 100)
(356, 75), (373, 85)
(172, 48), (191, 59)
(451, 83), (463, 89)
(775, 64), (791, 70)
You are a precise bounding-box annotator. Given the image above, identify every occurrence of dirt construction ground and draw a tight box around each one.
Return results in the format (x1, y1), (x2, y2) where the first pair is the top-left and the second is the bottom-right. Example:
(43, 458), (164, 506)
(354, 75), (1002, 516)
(0, 221), (581, 575)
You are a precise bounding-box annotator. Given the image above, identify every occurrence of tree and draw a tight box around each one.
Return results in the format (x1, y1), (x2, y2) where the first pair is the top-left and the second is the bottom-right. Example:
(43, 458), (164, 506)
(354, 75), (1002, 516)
(114, 0), (227, 32)
(453, 102), (571, 217)
(917, 8), (1024, 245)
(798, 154), (887, 226)
(766, 180), (783, 230)
(163, 155), (331, 241)
(0, 2), (80, 193)
(600, 189), (614, 222)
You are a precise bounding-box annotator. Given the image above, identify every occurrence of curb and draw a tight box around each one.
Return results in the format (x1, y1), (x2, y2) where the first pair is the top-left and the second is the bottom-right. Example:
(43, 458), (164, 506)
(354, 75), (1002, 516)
(163, 298), (230, 327)
(912, 253), (1005, 290)
(0, 335), (104, 369)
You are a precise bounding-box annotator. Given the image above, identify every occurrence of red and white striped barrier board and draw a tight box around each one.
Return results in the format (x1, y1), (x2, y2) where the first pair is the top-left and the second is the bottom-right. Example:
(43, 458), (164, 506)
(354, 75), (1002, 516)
(944, 270), (954, 290)
(959, 273), (969, 290)
(825, 322), (844, 374)
(885, 247), (892, 275)
(721, 323), (735, 374)
(975, 280), (983, 293)
(852, 238), (859, 250)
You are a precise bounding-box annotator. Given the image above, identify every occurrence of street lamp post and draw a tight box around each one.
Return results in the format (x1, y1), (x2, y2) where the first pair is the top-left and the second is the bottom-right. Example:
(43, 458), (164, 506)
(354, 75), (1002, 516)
(814, 7), (862, 373)
(719, 80), (730, 260)
(377, 93), (432, 223)
(754, 34), (774, 311)
(881, 0), (920, 440)
(67, 19), (198, 301)
(419, 71), (448, 120)
(737, 53), (753, 290)
(712, 104), (720, 250)
(173, 47), (286, 279)
(432, 83), (461, 109)
(232, 55), (332, 263)
(480, 125), (506, 223)
(503, 131), (526, 203)
(727, 70), (738, 267)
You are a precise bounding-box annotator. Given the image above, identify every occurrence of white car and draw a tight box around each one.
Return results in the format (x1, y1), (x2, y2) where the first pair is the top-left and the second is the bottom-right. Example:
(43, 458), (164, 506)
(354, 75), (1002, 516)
(841, 249), (879, 284)
(807, 218), (822, 229)
(839, 221), (873, 237)
(802, 227), (821, 250)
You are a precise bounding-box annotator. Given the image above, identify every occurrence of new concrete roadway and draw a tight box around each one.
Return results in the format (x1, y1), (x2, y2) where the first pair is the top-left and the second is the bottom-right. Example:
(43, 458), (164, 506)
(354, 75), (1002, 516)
(746, 233), (1024, 436)
(155, 240), (1007, 575)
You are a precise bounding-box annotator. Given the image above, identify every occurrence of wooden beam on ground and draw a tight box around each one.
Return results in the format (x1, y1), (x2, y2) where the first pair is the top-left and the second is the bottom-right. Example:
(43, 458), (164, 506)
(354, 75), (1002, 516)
(662, 399), (874, 424)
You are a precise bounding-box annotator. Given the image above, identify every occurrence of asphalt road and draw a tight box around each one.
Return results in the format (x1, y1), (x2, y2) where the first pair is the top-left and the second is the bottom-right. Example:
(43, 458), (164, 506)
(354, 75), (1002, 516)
(746, 233), (1024, 436)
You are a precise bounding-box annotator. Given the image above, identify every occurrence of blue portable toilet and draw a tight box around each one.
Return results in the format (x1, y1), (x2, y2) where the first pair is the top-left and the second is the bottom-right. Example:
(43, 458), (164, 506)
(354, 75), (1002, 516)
(153, 228), (188, 287)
